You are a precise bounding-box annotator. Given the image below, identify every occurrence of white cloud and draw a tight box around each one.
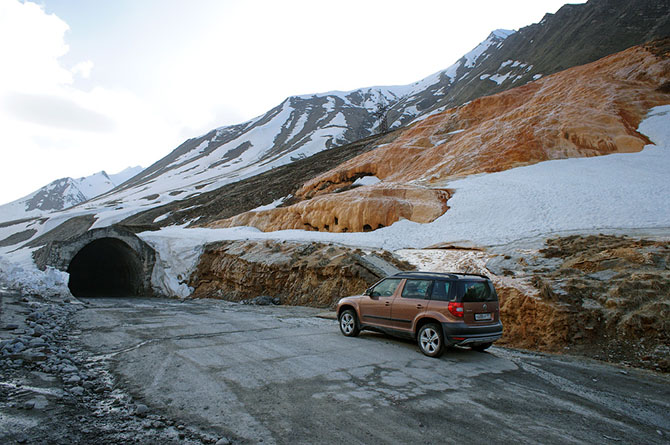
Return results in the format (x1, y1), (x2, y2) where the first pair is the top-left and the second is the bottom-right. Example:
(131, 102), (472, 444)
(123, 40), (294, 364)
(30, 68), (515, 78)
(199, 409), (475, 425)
(0, 0), (181, 205)
(0, 0), (71, 94)
(71, 60), (94, 79)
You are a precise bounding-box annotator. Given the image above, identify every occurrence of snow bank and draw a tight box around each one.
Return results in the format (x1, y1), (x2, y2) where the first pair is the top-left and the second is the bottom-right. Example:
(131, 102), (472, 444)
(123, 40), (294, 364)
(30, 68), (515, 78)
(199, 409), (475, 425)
(0, 250), (71, 298)
(139, 227), (211, 298)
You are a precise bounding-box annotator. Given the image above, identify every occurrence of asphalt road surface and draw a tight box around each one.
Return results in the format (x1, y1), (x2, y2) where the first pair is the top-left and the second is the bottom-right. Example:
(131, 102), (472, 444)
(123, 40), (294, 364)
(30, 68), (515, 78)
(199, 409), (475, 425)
(65, 297), (670, 444)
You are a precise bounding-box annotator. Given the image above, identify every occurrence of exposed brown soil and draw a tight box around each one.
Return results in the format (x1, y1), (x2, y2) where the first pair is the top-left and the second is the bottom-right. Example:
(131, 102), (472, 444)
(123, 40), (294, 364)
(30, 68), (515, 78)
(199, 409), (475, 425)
(492, 234), (670, 372)
(188, 240), (413, 307)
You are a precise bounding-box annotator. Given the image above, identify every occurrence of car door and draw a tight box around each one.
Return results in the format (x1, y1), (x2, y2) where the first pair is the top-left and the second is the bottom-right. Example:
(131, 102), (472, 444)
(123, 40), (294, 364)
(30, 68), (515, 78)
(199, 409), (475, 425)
(359, 278), (403, 328)
(389, 279), (433, 332)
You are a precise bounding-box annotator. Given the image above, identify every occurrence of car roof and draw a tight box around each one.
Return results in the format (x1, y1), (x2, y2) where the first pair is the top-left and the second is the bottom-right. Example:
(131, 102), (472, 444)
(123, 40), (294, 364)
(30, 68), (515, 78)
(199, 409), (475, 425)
(391, 271), (490, 281)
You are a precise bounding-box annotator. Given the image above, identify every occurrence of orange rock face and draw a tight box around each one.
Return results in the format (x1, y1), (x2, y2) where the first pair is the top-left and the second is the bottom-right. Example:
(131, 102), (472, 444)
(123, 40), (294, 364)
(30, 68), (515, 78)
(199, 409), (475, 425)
(302, 44), (670, 194)
(209, 41), (670, 233)
(211, 185), (450, 233)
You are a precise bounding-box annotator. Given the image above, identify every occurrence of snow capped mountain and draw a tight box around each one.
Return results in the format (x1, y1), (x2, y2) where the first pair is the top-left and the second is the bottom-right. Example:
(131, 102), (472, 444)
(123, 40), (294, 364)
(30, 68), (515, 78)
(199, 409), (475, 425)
(118, 86), (409, 193)
(0, 166), (143, 221)
(108, 166), (142, 184)
(385, 29), (515, 128)
(98, 31), (519, 212)
(3, 0), (668, 229)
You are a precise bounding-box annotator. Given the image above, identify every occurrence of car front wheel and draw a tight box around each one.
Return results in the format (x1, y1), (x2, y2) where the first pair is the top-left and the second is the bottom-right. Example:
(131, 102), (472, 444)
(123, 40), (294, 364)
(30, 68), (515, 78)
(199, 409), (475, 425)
(418, 323), (444, 357)
(339, 309), (360, 337)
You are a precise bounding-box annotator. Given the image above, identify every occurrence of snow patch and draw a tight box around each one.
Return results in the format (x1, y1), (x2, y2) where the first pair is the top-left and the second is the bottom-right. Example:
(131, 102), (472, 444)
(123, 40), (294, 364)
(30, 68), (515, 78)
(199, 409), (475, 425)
(252, 196), (291, 212)
(352, 176), (381, 187)
(487, 72), (513, 85)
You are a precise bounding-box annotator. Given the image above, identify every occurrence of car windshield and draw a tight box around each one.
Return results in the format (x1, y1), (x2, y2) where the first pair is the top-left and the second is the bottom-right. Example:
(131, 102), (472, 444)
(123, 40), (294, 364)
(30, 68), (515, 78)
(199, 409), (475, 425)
(460, 281), (497, 302)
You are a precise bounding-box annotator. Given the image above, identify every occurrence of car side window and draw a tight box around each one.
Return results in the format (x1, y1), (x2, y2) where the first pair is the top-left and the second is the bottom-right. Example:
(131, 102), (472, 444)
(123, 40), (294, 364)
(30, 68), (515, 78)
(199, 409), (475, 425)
(371, 279), (402, 297)
(430, 280), (452, 301)
(401, 279), (433, 299)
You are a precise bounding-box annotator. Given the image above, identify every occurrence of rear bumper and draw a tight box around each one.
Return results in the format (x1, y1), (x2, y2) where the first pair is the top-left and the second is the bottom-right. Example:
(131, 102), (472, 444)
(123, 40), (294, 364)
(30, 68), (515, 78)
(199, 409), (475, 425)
(441, 321), (503, 345)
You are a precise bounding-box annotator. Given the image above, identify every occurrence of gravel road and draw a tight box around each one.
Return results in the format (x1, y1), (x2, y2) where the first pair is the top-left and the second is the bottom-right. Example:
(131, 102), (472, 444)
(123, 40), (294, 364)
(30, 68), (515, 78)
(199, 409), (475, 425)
(2, 293), (669, 444)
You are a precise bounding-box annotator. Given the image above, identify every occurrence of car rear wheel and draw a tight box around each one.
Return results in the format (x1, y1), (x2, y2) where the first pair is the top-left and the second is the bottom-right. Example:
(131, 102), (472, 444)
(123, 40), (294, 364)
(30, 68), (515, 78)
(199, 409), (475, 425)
(339, 309), (360, 337)
(418, 323), (444, 357)
(471, 342), (492, 352)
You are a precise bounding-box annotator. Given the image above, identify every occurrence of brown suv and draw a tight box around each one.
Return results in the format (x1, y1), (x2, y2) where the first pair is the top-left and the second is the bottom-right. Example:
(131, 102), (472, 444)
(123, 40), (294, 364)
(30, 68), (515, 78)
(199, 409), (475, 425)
(336, 272), (502, 357)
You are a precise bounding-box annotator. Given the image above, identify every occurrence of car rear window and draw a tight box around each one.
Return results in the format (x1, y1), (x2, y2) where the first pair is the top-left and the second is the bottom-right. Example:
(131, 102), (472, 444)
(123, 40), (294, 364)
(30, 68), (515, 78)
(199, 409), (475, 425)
(460, 281), (498, 302)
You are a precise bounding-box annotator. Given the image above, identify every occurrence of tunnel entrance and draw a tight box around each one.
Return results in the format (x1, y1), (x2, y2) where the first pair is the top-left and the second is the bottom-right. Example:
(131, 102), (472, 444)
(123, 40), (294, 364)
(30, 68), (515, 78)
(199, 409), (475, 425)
(67, 237), (144, 297)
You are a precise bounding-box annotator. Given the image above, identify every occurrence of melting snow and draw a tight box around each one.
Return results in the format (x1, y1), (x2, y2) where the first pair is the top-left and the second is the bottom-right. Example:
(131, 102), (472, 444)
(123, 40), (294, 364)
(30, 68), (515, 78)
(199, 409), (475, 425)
(251, 196), (291, 212)
(352, 176), (381, 187)
(488, 72), (513, 85)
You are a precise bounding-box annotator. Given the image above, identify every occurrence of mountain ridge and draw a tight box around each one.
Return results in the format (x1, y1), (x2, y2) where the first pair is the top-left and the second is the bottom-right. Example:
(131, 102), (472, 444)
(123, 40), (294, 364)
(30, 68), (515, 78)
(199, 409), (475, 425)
(1, 0), (669, 230)
(0, 166), (143, 221)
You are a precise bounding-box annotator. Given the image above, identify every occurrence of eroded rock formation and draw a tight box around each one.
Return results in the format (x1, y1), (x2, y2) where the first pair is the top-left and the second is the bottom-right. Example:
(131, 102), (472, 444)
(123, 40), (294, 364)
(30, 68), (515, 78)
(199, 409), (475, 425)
(211, 185), (450, 233)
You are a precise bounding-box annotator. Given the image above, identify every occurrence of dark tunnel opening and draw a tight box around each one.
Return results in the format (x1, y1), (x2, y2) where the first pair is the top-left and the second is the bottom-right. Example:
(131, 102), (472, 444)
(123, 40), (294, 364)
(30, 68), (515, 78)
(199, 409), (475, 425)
(67, 238), (144, 297)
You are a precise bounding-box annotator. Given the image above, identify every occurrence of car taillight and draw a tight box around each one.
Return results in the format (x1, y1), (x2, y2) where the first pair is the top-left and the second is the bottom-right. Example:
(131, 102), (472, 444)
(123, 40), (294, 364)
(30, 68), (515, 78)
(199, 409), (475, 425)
(448, 302), (464, 317)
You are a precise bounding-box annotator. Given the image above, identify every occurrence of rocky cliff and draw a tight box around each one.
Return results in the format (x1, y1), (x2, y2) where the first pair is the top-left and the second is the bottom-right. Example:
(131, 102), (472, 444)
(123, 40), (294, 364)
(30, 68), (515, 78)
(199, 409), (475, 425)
(188, 240), (413, 306)
(492, 234), (670, 372)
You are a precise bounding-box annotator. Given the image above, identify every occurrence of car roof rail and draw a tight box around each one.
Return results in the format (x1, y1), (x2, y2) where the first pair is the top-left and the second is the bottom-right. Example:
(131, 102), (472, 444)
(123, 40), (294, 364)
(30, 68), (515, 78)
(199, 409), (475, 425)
(393, 271), (490, 280)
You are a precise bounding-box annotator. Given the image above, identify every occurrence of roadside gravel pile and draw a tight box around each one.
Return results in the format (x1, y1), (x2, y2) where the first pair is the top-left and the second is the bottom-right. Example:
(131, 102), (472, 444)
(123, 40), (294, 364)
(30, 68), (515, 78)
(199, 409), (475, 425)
(0, 290), (232, 444)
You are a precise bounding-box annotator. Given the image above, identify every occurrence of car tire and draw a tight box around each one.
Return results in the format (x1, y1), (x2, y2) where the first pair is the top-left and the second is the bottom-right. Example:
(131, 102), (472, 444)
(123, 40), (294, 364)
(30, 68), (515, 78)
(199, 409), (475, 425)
(471, 342), (492, 352)
(339, 309), (360, 337)
(417, 323), (445, 358)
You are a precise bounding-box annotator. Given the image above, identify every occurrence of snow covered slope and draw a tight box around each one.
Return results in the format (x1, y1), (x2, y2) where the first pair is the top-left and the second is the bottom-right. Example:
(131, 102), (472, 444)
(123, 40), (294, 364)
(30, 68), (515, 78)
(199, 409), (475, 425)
(388, 0), (670, 123)
(0, 166), (142, 221)
(138, 104), (670, 297)
(90, 0), (670, 216)
(385, 29), (514, 128)
(83, 30), (518, 215)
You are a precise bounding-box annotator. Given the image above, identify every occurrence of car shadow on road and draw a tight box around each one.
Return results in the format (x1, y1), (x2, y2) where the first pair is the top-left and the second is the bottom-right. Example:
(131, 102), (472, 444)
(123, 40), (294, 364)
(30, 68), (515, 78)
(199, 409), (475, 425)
(355, 330), (497, 361)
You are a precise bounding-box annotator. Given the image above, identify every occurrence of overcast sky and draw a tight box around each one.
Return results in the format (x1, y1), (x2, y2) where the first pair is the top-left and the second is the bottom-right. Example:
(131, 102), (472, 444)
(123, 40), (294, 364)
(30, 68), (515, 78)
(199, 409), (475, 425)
(0, 0), (578, 205)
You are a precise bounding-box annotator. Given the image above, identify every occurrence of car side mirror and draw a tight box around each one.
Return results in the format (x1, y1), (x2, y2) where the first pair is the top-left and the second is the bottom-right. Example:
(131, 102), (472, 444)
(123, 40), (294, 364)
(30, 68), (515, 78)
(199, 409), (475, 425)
(363, 287), (372, 296)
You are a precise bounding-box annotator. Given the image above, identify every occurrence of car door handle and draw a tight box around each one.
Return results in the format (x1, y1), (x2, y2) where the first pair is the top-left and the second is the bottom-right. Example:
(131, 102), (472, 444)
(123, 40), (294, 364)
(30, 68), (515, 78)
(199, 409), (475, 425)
(385, 302), (390, 306)
(416, 304), (423, 309)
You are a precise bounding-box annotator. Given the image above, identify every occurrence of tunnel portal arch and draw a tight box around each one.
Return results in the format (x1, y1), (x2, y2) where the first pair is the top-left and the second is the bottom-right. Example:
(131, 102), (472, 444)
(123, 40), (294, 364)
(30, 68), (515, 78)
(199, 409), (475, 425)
(67, 237), (143, 297)
(36, 226), (157, 298)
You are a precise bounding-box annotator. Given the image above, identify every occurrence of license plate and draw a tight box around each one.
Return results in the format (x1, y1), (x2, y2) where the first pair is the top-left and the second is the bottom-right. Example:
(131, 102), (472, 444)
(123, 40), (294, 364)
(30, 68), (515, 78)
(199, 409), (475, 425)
(475, 313), (493, 321)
